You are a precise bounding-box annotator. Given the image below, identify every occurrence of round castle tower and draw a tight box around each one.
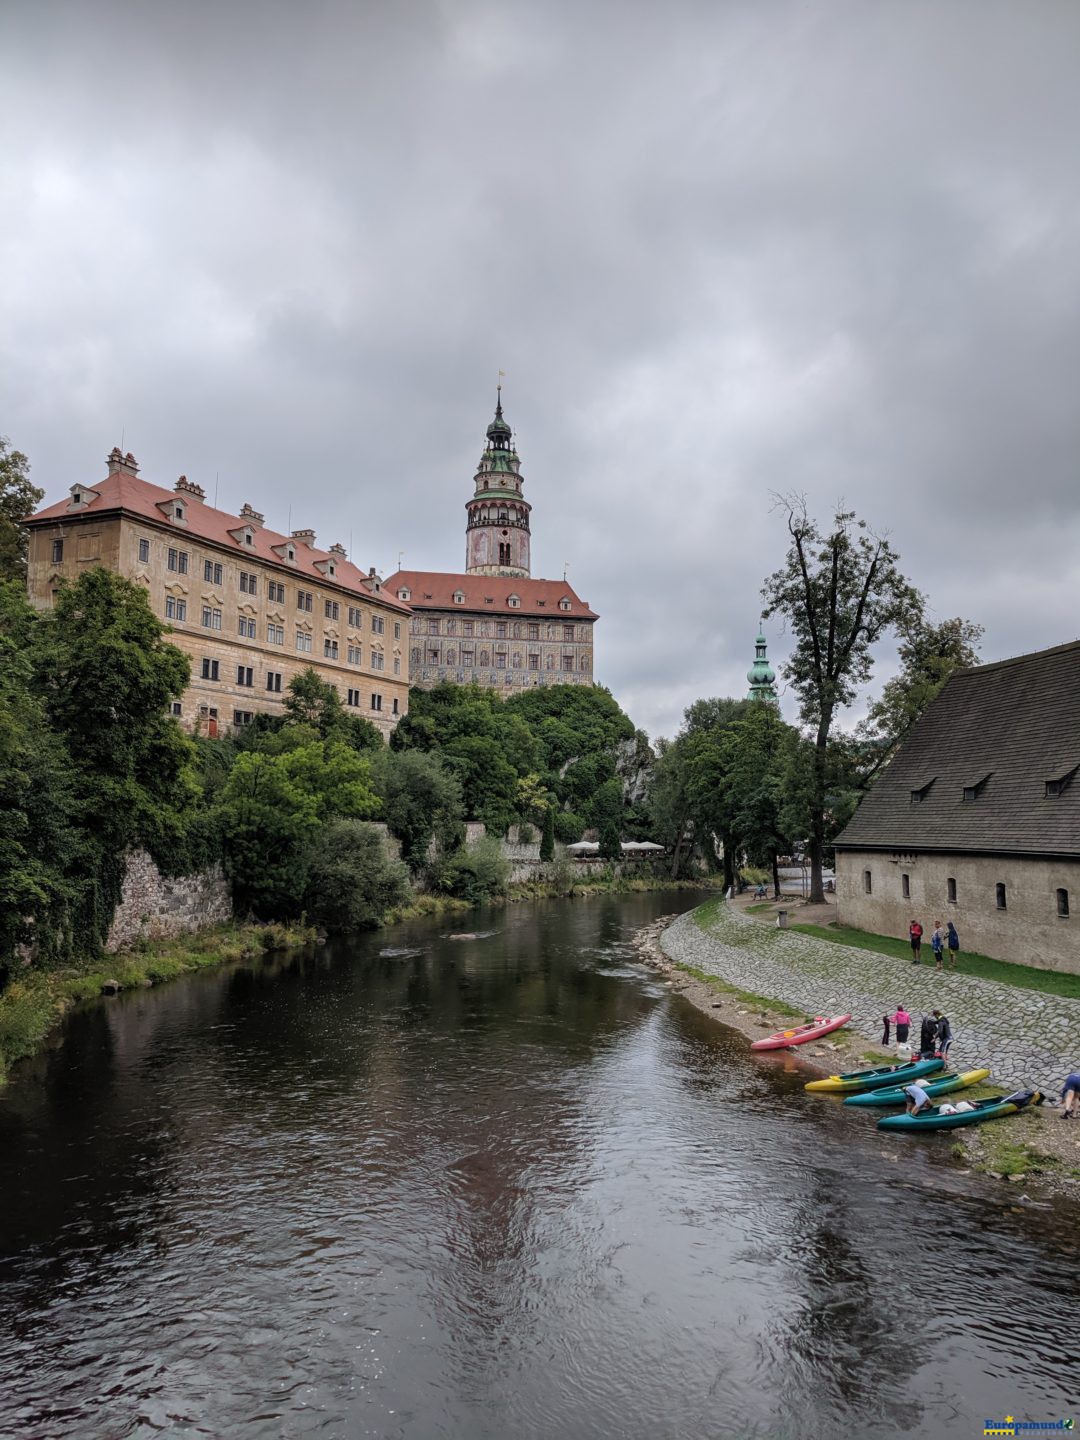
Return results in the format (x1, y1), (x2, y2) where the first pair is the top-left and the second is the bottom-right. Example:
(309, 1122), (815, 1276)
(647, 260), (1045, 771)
(465, 387), (532, 577)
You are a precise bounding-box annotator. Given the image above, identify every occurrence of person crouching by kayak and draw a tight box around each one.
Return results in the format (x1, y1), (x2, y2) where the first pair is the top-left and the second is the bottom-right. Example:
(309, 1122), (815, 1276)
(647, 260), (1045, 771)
(887, 1006), (911, 1048)
(933, 1010), (952, 1060)
(1060, 1072), (1080, 1120)
(919, 1012), (939, 1059)
(903, 1083), (932, 1116)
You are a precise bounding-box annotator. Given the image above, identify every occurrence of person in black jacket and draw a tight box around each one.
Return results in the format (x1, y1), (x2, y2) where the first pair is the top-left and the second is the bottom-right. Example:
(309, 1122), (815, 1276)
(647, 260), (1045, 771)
(932, 1010), (952, 1059)
(919, 1013), (939, 1058)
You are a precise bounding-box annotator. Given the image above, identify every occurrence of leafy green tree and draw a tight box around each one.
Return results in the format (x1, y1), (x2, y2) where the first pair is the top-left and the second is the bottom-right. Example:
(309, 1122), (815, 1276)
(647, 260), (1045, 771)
(218, 739), (379, 916)
(762, 498), (923, 903)
(553, 810), (584, 845)
(0, 583), (79, 967)
(539, 804), (555, 861)
(857, 616), (982, 780)
(371, 747), (464, 869)
(35, 569), (195, 940)
(0, 438), (43, 583)
(304, 820), (410, 932)
(719, 703), (796, 895)
(514, 772), (551, 824)
(284, 666), (381, 751)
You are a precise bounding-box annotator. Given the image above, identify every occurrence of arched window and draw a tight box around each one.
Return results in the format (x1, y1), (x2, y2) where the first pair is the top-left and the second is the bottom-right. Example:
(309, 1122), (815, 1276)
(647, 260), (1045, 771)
(996, 882), (1007, 910)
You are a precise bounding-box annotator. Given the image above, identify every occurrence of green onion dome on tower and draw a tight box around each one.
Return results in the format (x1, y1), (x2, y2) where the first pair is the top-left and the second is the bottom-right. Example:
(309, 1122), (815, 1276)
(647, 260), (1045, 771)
(747, 624), (778, 703)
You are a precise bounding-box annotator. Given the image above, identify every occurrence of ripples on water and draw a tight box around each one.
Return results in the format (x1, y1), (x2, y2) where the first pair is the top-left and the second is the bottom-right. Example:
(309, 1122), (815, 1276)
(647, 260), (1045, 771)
(1, 893), (1077, 1439)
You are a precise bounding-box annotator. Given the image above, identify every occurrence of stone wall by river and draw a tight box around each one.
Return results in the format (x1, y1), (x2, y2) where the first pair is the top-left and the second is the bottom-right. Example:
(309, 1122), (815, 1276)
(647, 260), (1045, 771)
(105, 850), (232, 952)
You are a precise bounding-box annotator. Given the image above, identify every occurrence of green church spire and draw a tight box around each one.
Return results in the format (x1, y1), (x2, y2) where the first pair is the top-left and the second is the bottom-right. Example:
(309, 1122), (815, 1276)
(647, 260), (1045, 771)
(747, 622), (778, 703)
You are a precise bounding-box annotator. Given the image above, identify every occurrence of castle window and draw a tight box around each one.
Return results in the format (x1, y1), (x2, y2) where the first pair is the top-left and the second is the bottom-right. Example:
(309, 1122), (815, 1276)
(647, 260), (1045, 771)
(496, 622), (507, 638)
(562, 654), (573, 671)
(138, 538), (150, 563)
(324, 639), (339, 660)
(427, 619), (440, 635)
(201, 606), (222, 631)
(1058, 888), (1070, 918)
(563, 625), (574, 641)
(348, 644), (361, 665)
(996, 882), (1007, 910)
(233, 710), (253, 727)
(268, 623), (284, 645)
(268, 581), (286, 604)
(580, 654), (589, 671)
(348, 605), (363, 627)
(392, 697), (399, 715)
(168, 547), (189, 575)
(462, 620), (474, 637)
(236, 666), (254, 688)
(165, 596), (187, 622)
(508, 594), (520, 608)
(204, 560), (223, 586)
(863, 869), (872, 894)
(498, 543), (511, 566)
(200, 658), (219, 681)
(371, 650), (385, 671)
(947, 877), (957, 904)
(559, 598), (571, 611)
(398, 588), (410, 601)
(371, 693), (382, 712)
(240, 571), (258, 596)
(297, 589), (313, 612)
(287, 545), (296, 562)
(394, 658), (400, 675)
(266, 671), (283, 693)
(453, 590), (465, 604)
(347, 689), (361, 708)
(372, 615), (384, 634)
(528, 652), (539, 670)
(296, 631), (313, 653)
(394, 622), (401, 640)
(462, 649), (474, 667)
(428, 647), (440, 663)
(528, 623), (539, 640)
(325, 599), (340, 621)
(170, 701), (183, 717)
(238, 616), (256, 639)
(901, 872), (910, 899)
(51, 538), (64, 563)
(495, 649), (507, 668)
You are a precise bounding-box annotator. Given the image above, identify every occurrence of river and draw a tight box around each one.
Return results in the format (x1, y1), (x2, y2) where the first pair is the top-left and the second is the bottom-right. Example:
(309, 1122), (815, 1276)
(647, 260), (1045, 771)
(1, 892), (1076, 1439)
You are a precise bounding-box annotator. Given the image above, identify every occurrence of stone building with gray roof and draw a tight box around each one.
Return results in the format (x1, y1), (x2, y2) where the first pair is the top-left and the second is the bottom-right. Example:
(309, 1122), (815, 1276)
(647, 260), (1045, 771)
(833, 640), (1080, 974)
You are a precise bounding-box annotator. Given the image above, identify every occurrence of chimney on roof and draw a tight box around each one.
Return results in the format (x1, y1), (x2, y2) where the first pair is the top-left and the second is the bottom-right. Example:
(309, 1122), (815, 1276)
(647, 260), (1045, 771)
(368, 566), (382, 592)
(329, 542), (347, 558)
(175, 475), (206, 500)
(291, 527), (316, 547)
(239, 502), (264, 527)
(107, 447), (139, 477)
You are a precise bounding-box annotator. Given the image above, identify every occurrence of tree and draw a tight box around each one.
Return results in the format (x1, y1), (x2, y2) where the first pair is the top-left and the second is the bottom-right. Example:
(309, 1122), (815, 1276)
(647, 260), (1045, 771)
(0, 438), (43, 583)
(762, 498), (923, 902)
(283, 666), (381, 751)
(857, 616), (983, 779)
(371, 747), (464, 869)
(304, 820), (410, 932)
(217, 739), (379, 916)
(35, 569), (196, 940)
(719, 703), (795, 896)
(539, 804), (555, 861)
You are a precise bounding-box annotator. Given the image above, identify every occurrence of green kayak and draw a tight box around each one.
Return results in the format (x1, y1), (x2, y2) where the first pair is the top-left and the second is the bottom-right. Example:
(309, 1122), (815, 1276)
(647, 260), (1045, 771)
(844, 1067), (990, 1109)
(805, 1056), (944, 1094)
(877, 1088), (1043, 1132)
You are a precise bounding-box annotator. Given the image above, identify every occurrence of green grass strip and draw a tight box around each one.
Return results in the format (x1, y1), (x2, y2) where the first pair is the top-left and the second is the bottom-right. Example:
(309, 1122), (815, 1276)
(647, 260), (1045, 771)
(790, 922), (1080, 1000)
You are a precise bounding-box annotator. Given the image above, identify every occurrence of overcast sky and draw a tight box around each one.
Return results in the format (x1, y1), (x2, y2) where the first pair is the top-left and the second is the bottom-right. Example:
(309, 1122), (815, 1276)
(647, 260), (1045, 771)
(3, 1), (1079, 739)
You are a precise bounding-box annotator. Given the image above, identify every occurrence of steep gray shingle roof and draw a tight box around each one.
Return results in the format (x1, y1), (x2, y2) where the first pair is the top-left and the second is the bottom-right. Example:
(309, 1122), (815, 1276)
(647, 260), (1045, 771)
(834, 639), (1080, 858)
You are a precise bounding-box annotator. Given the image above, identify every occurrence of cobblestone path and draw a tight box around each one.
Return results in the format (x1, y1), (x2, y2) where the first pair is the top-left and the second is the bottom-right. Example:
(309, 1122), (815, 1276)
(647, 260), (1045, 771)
(661, 901), (1078, 1089)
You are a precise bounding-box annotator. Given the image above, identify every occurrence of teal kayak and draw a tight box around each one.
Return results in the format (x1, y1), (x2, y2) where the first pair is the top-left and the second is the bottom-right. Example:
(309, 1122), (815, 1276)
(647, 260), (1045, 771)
(844, 1067), (990, 1108)
(877, 1089), (1044, 1132)
(805, 1056), (945, 1094)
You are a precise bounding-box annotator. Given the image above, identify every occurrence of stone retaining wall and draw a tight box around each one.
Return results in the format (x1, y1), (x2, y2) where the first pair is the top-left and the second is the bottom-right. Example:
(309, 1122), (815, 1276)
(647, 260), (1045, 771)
(106, 850), (233, 953)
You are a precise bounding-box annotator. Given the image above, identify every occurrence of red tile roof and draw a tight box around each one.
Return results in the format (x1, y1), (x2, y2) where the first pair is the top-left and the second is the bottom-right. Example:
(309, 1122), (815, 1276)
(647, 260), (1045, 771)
(384, 569), (598, 619)
(28, 468), (411, 613)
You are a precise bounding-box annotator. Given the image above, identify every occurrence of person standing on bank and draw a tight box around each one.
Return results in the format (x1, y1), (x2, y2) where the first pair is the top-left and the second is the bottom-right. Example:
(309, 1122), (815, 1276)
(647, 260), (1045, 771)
(930, 921), (945, 971)
(887, 1006), (911, 1049)
(908, 921), (924, 964)
(946, 920), (960, 970)
(933, 1010), (952, 1060)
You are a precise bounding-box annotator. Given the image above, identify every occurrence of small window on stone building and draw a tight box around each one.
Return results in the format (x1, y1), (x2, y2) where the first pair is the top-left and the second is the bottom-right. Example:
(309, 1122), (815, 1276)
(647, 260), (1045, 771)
(863, 869), (872, 895)
(170, 701), (183, 717)
(996, 882), (1007, 910)
(902, 873), (910, 899)
(51, 538), (64, 563)
(947, 877), (957, 903)
(139, 538), (150, 563)
(1057, 888), (1070, 918)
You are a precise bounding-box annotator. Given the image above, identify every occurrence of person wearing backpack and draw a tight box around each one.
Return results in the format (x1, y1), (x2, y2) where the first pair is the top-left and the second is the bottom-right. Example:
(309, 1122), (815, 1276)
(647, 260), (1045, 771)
(946, 920), (960, 970)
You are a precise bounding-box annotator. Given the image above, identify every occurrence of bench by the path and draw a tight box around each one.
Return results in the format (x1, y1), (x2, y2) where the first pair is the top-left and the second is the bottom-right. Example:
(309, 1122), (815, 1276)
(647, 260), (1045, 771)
(661, 902), (1077, 1090)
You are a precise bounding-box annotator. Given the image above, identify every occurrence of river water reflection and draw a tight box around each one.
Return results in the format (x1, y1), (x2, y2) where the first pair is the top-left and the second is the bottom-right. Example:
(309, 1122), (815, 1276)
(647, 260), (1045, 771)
(1, 892), (1077, 1439)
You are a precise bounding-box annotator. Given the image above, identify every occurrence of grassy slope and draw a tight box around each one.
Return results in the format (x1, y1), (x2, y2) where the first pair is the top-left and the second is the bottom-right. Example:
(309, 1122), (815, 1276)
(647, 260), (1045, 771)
(790, 921), (1080, 1000)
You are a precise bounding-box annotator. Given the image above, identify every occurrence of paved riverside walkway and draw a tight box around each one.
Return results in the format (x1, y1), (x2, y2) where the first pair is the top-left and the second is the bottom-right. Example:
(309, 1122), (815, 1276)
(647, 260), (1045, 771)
(661, 901), (1079, 1090)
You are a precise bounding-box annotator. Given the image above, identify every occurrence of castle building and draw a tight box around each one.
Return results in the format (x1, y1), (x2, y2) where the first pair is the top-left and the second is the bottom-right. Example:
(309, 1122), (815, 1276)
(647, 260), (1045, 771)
(746, 624), (778, 703)
(385, 392), (598, 692)
(24, 448), (411, 737)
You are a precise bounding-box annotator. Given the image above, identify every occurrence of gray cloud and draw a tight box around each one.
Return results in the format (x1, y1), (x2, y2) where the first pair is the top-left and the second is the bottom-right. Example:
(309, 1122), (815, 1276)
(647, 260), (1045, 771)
(3, 0), (1079, 739)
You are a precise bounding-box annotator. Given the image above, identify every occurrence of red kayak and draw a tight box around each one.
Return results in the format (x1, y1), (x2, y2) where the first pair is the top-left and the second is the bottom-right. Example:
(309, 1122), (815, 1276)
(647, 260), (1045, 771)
(750, 1013), (852, 1051)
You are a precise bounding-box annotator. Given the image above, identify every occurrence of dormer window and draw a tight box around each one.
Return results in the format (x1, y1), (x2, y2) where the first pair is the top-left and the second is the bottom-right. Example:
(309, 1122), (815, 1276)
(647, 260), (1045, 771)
(453, 590), (465, 604)
(1046, 765), (1079, 798)
(559, 598), (571, 611)
(507, 595), (520, 608)
(962, 773), (992, 802)
(910, 778), (936, 805)
(244, 529), (254, 546)
(398, 587), (411, 601)
(287, 545), (296, 561)
(328, 560), (336, 576)
(174, 502), (186, 521)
